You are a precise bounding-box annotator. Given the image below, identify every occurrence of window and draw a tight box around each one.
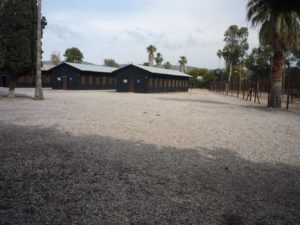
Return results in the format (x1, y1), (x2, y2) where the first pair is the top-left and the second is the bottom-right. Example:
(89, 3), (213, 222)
(168, 79), (171, 88)
(102, 77), (107, 85)
(159, 79), (163, 88)
(89, 76), (93, 85)
(27, 75), (33, 84)
(108, 77), (113, 85)
(149, 78), (153, 88)
(81, 76), (86, 85)
(96, 77), (100, 85)
(17, 76), (25, 83)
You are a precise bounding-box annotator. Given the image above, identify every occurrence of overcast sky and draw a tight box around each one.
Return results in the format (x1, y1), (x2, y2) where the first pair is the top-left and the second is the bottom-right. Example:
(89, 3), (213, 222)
(42, 0), (259, 69)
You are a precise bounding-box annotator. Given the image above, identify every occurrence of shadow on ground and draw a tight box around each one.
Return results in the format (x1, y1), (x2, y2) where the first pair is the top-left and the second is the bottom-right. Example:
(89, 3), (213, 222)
(158, 97), (273, 111)
(158, 97), (250, 107)
(0, 88), (33, 100)
(0, 122), (299, 225)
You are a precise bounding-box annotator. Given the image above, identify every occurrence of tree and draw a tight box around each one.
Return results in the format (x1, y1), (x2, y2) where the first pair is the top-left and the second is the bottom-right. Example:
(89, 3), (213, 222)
(51, 51), (61, 65)
(178, 56), (187, 72)
(245, 45), (273, 79)
(104, 58), (119, 68)
(164, 61), (172, 69)
(291, 44), (300, 67)
(64, 47), (84, 63)
(247, 0), (300, 107)
(154, 53), (163, 67)
(0, 1), (4, 70)
(0, 0), (39, 97)
(217, 50), (223, 68)
(143, 62), (149, 66)
(188, 68), (216, 88)
(221, 25), (249, 83)
(147, 45), (156, 67)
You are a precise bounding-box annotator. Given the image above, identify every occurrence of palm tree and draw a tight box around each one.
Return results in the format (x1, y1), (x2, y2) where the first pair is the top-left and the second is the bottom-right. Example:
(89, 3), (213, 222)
(146, 45), (156, 67)
(164, 61), (172, 69)
(247, 0), (300, 107)
(34, 0), (43, 100)
(155, 53), (163, 67)
(217, 50), (223, 69)
(178, 56), (187, 72)
(51, 51), (61, 65)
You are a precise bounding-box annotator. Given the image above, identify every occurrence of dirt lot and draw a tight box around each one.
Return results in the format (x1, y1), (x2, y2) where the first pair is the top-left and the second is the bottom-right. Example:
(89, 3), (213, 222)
(0, 88), (299, 225)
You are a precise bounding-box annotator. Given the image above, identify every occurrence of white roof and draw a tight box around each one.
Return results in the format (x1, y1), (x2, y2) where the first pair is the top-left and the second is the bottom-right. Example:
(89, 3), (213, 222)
(131, 64), (192, 78)
(42, 64), (56, 71)
(64, 62), (118, 73)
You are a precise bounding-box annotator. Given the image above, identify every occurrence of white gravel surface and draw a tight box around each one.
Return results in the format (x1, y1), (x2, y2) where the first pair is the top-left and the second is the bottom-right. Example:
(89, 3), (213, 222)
(0, 88), (299, 225)
(1, 88), (299, 165)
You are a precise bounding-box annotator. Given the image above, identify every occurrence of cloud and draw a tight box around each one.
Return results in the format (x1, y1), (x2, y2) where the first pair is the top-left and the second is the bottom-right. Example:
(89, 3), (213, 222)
(42, 0), (259, 68)
(47, 24), (84, 40)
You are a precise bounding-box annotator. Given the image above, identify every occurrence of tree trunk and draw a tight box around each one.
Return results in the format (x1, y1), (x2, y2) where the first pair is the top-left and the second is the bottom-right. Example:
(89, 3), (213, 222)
(228, 64), (232, 83)
(179, 64), (185, 73)
(268, 51), (284, 108)
(227, 64), (232, 95)
(8, 77), (16, 98)
(34, 0), (44, 100)
(149, 53), (154, 67)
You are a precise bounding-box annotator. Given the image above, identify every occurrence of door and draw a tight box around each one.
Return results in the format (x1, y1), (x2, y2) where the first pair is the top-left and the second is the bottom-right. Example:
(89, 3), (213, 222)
(129, 78), (135, 92)
(62, 76), (68, 90)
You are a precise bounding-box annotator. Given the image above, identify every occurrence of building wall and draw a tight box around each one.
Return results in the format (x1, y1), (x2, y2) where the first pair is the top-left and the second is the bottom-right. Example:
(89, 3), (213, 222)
(78, 73), (116, 90)
(51, 64), (79, 89)
(0, 73), (51, 88)
(16, 72), (52, 88)
(116, 65), (189, 93)
(0, 75), (6, 87)
(116, 66), (150, 93)
(147, 74), (189, 93)
(51, 64), (116, 90)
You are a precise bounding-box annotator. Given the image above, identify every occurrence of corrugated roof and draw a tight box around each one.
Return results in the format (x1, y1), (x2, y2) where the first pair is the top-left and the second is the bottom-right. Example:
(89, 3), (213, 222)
(131, 64), (192, 78)
(64, 62), (118, 73)
(42, 64), (56, 71)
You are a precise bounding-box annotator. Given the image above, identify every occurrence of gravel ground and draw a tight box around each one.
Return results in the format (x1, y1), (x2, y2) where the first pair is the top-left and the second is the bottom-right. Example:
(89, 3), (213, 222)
(0, 88), (299, 225)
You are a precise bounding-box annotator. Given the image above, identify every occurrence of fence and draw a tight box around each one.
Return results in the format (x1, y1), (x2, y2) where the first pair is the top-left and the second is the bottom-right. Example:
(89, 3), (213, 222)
(210, 77), (300, 108)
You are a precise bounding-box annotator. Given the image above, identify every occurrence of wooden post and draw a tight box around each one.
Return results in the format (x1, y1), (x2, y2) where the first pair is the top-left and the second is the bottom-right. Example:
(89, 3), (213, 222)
(286, 64), (291, 110)
(243, 79), (245, 100)
(237, 78), (240, 98)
